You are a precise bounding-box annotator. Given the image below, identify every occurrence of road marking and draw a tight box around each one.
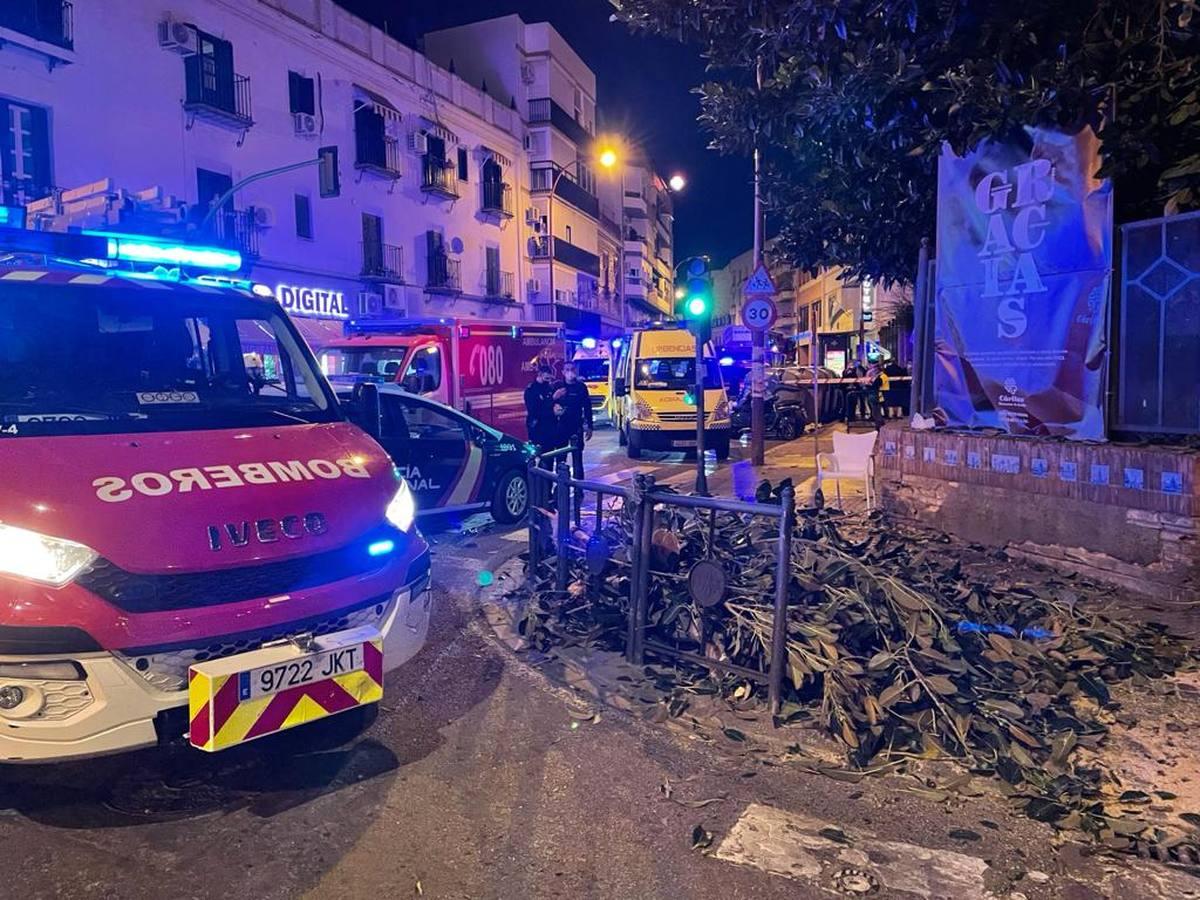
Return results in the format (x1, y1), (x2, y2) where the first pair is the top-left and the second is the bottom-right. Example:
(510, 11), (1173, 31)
(714, 803), (990, 898)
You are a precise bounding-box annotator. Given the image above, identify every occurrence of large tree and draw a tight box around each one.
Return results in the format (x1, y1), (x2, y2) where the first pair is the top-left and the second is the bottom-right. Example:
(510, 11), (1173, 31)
(613, 0), (1200, 284)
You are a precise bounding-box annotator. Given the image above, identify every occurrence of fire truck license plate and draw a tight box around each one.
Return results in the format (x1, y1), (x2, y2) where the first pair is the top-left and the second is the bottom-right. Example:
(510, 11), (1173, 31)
(187, 626), (384, 752)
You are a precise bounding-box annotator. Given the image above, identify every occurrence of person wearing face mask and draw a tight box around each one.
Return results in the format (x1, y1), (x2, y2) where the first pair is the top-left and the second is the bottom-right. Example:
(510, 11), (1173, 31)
(549, 360), (593, 483)
(524, 362), (556, 463)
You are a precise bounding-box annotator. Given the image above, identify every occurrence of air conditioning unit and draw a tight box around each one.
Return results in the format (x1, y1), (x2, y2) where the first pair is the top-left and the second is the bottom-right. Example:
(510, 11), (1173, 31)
(292, 112), (318, 136)
(158, 18), (198, 55)
(520, 62), (535, 85)
(407, 131), (429, 155)
(527, 278), (542, 296)
(382, 283), (406, 313)
(357, 292), (384, 317)
(251, 206), (275, 228)
(524, 207), (540, 226)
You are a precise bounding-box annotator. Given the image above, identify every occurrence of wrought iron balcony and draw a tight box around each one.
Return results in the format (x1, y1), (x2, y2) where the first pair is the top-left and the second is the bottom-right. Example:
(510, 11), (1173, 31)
(356, 135), (402, 178)
(529, 165), (599, 219)
(184, 59), (252, 128)
(361, 242), (404, 281)
(210, 208), (260, 259)
(421, 157), (459, 198)
(481, 182), (513, 217)
(0, 0), (73, 50)
(427, 254), (461, 293)
(486, 269), (515, 300)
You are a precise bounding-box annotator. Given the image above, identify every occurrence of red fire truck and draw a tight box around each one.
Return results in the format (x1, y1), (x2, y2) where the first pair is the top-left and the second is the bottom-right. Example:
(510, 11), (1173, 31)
(317, 320), (565, 441)
(0, 227), (431, 762)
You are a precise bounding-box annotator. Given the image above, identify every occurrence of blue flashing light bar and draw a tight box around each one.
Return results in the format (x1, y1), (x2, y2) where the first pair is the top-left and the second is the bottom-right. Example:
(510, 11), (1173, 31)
(85, 231), (243, 272)
(0, 205), (26, 229)
(367, 539), (396, 557)
(611, 338), (623, 349)
(580, 336), (598, 350)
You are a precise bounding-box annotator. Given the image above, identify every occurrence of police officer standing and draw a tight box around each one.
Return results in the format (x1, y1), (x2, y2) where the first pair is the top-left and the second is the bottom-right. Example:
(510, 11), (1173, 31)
(524, 363), (555, 465)
(550, 360), (593, 482)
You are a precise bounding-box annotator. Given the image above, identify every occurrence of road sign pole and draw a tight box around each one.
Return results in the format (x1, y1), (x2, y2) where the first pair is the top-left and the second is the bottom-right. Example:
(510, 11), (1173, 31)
(751, 331), (765, 466)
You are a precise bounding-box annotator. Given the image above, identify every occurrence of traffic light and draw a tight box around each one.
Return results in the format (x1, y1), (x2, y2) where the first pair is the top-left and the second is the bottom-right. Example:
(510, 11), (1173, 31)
(682, 256), (713, 342)
(317, 146), (340, 198)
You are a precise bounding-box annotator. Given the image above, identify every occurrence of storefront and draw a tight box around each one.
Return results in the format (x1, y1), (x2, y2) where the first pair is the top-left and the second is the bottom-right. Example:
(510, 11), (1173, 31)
(250, 266), (360, 351)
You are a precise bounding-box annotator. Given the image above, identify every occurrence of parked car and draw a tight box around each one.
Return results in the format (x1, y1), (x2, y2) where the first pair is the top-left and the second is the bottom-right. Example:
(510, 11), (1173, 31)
(343, 386), (535, 524)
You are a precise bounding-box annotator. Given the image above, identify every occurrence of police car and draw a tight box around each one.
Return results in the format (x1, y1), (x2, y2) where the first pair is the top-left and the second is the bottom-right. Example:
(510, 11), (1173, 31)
(347, 385), (535, 524)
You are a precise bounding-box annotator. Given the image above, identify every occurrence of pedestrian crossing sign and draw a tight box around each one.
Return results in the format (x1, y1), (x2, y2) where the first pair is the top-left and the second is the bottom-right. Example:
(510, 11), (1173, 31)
(743, 263), (776, 296)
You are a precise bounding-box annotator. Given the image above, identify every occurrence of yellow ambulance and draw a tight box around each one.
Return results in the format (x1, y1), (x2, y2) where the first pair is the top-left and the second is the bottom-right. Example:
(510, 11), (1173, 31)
(612, 325), (731, 459)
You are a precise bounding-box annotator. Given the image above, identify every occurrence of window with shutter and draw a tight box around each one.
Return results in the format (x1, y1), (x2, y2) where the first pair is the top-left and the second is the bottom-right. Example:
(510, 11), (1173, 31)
(457, 147), (468, 182)
(288, 72), (315, 115)
(0, 101), (52, 204)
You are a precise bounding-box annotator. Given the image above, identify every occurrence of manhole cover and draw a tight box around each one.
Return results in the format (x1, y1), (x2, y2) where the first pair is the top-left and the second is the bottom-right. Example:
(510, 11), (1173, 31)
(829, 866), (880, 894)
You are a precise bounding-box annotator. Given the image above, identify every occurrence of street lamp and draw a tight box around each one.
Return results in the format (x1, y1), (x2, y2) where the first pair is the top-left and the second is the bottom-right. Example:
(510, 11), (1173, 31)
(545, 146), (618, 333)
(668, 173), (686, 192)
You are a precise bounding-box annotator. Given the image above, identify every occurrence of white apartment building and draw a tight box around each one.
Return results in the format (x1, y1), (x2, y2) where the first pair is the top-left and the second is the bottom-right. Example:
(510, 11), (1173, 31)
(0, 0), (534, 346)
(425, 15), (674, 339)
(611, 166), (675, 323)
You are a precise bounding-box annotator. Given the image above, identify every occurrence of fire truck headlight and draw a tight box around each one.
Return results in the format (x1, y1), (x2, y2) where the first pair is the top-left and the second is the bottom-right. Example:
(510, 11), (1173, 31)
(0, 523), (98, 587)
(385, 479), (417, 533)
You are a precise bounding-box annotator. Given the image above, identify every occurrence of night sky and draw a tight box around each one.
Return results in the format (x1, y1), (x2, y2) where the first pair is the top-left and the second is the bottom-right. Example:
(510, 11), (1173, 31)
(334, 0), (754, 266)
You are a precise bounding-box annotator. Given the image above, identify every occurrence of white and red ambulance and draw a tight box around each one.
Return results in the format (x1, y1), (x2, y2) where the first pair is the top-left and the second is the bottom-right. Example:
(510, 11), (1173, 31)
(0, 227), (431, 762)
(317, 319), (565, 441)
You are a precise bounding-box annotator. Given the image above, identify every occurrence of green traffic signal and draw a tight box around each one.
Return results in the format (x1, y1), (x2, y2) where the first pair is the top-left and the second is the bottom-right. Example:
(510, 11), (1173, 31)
(686, 294), (709, 318)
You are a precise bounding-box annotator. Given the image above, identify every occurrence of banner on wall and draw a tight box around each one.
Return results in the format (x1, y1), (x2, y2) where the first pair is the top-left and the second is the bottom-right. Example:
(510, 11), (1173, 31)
(934, 127), (1113, 440)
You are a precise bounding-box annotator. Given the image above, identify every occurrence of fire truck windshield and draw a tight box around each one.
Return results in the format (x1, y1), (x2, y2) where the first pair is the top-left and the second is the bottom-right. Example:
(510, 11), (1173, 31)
(0, 283), (341, 437)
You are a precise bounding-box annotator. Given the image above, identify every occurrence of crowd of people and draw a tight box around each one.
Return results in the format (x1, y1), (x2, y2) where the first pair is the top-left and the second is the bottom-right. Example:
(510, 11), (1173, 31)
(841, 357), (909, 428)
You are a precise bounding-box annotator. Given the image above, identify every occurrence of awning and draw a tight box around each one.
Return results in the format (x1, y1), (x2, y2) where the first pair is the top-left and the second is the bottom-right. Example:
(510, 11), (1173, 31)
(420, 117), (459, 145)
(476, 145), (513, 168)
(354, 85), (401, 121)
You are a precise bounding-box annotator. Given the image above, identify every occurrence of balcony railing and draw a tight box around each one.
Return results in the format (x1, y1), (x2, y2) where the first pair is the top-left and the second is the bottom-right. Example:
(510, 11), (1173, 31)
(527, 97), (590, 145)
(421, 157), (459, 198)
(0, 0), (73, 50)
(481, 181), (513, 217)
(356, 135), (402, 178)
(529, 165), (599, 219)
(210, 208), (260, 258)
(427, 254), (461, 293)
(361, 242), (404, 281)
(529, 236), (551, 259)
(485, 269), (515, 300)
(184, 60), (253, 127)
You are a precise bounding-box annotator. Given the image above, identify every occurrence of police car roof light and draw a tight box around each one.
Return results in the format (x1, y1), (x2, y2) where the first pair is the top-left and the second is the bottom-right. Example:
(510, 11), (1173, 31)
(84, 231), (243, 272)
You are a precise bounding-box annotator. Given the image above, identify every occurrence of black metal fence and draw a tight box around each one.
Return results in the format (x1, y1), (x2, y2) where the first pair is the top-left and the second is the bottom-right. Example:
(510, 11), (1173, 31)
(526, 456), (797, 713)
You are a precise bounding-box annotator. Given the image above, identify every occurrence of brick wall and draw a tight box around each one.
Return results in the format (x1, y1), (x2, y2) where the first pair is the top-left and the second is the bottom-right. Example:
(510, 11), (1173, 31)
(874, 424), (1199, 600)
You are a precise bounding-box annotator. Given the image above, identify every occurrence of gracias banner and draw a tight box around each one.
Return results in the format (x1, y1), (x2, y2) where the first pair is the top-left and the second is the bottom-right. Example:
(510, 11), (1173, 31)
(933, 127), (1112, 440)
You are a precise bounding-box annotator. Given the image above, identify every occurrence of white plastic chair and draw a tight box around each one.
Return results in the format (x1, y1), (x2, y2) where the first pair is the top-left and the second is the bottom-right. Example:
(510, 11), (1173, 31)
(816, 431), (878, 510)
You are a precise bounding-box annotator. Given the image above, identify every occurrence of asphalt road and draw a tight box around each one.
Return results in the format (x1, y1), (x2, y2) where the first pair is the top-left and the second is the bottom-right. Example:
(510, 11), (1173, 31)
(0, 426), (1189, 899)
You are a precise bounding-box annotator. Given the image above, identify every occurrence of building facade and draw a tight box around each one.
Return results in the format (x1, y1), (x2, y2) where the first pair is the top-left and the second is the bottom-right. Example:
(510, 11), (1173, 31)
(0, 1), (671, 345)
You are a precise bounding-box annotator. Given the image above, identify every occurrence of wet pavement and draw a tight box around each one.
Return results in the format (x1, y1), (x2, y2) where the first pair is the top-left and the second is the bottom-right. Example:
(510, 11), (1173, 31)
(1, 426), (1196, 899)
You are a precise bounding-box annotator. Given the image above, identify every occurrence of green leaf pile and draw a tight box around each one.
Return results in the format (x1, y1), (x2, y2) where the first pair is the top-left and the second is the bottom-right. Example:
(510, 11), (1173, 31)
(517, 484), (1197, 850)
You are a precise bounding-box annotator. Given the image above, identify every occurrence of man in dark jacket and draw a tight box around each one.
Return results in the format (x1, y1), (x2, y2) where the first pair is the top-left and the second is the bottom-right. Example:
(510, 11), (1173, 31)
(549, 361), (593, 482)
(524, 363), (555, 463)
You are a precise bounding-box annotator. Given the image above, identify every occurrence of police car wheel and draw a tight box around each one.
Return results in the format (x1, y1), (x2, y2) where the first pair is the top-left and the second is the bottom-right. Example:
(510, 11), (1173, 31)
(492, 470), (528, 524)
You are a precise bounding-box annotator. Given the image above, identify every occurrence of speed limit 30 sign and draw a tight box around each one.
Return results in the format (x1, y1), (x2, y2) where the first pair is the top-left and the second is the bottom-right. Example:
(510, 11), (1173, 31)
(741, 296), (778, 331)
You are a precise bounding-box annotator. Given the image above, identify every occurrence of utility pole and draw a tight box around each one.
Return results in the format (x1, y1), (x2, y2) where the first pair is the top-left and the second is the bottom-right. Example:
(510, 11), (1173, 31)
(750, 55), (766, 467)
